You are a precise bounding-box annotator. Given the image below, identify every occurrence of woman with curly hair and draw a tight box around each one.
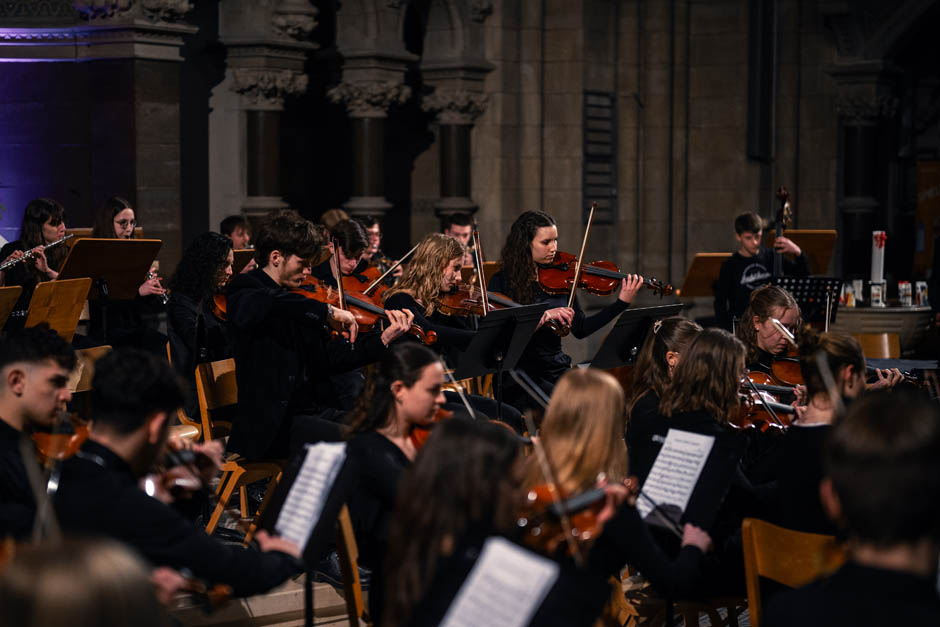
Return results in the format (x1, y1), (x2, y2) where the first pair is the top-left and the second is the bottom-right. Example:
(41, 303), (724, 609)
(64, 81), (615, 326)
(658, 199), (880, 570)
(166, 232), (234, 416)
(487, 211), (643, 407)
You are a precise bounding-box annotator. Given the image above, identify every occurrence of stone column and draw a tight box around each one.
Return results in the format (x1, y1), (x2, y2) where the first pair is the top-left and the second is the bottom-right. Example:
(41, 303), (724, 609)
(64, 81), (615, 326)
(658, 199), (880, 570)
(327, 81), (411, 217)
(230, 67), (308, 219)
(421, 89), (488, 219)
(828, 62), (899, 277)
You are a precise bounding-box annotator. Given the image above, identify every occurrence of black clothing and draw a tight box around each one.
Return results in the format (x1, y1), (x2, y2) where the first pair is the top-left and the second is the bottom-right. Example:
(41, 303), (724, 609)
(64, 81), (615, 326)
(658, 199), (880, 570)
(311, 258), (337, 288)
(55, 440), (301, 597)
(226, 268), (387, 460)
(88, 295), (167, 354)
(383, 291), (475, 363)
(0, 239), (50, 332)
(764, 561), (940, 627)
(747, 349), (777, 377)
(0, 419), (34, 539)
(625, 391), (663, 484)
(166, 292), (232, 417)
(764, 424), (835, 535)
(714, 247), (810, 330)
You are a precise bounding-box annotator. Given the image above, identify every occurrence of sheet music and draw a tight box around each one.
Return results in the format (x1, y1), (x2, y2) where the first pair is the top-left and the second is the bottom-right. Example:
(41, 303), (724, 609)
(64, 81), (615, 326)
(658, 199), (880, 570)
(440, 537), (559, 627)
(637, 428), (714, 521)
(273, 442), (346, 549)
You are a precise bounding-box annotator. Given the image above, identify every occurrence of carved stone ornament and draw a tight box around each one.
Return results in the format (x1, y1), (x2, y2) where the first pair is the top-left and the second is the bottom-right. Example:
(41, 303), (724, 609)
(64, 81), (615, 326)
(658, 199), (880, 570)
(421, 89), (488, 124)
(386, 0), (405, 9)
(272, 0), (318, 40)
(327, 81), (412, 117)
(231, 68), (309, 110)
(836, 94), (899, 124)
(73, 0), (192, 22)
(471, 0), (493, 23)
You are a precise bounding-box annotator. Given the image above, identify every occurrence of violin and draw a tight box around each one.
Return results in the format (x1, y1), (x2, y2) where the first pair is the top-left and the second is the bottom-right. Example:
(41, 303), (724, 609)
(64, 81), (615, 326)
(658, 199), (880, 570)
(408, 408), (454, 450)
(517, 484), (606, 557)
(342, 264), (387, 298)
(31, 414), (90, 465)
(730, 391), (795, 432)
(537, 251), (673, 297)
(211, 293), (227, 322)
(293, 276), (437, 345)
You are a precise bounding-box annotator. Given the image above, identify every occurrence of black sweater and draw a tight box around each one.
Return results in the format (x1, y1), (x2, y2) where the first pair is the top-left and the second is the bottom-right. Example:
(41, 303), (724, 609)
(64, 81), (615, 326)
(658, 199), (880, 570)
(0, 419), (34, 539)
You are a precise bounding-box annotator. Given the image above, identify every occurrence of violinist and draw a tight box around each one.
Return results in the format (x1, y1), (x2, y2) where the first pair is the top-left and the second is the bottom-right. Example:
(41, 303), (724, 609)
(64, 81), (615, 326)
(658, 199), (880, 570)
(714, 211), (809, 331)
(0, 198), (69, 332)
(310, 218), (368, 288)
(220, 214), (256, 273)
(441, 212), (475, 267)
(626, 317), (702, 483)
(0, 326), (76, 539)
(382, 233), (524, 430)
(355, 216), (402, 283)
(225, 209), (413, 461)
(54, 348), (306, 597)
(488, 211), (643, 408)
(344, 342), (446, 618)
(166, 232), (234, 418)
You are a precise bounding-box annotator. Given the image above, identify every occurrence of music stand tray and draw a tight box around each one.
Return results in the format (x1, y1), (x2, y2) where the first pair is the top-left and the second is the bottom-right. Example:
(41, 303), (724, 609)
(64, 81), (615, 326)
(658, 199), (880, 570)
(25, 278), (92, 342)
(589, 304), (686, 370)
(453, 304), (547, 381)
(0, 286), (22, 329)
(57, 238), (162, 301)
(233, 249), (255, 275)
(772, 276), (843, 326)
(678, 253), (731, 298)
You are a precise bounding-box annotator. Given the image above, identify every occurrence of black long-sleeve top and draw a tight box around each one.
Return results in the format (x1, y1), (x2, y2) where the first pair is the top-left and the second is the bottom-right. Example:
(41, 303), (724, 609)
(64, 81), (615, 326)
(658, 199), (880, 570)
(0, 419), (35, 539)
(487, 272), (630, 385)
(625, 391), (663, 484)
(54, 440), (302, 596)
(714, 247), (810, 330)
(0, 239), (52, 332)
(383, 291), (475, 363)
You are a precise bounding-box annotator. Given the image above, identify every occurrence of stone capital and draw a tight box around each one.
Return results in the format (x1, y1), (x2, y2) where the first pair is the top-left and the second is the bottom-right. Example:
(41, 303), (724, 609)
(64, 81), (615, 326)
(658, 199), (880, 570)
(835, 94), (899, 125)
(327, 81), (411, 118)
(272, 0), (318, 41)
(421, 89), (487, 124)
(471, 0), (493, 23)
(73, 0), (193, 23)
(826, 61), (900, 125)
(231, 68), (308, 111)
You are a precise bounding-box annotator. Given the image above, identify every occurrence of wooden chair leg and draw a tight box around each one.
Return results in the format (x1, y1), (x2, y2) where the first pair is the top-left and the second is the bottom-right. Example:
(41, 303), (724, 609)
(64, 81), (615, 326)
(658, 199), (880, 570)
(206, 467), (244, 535)
(242, 472), (283, 545)
(239, 486), (249, 518)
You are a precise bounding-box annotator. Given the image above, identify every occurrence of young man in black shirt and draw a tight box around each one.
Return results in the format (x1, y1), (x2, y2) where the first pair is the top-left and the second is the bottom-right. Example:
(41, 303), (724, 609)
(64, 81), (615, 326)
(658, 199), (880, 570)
(714, 211), (810, 330)
(54, 348), (304, 597)
(0, 326), (75, 539)
(764, 392), (940, 626)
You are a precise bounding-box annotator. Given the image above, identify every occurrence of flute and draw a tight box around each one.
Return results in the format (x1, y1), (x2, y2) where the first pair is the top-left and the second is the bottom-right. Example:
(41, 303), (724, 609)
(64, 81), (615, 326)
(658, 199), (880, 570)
(0, 234), (74, 272)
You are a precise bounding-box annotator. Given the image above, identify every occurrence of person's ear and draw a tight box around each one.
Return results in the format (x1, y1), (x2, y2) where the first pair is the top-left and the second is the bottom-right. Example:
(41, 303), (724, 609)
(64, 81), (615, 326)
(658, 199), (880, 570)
(665, 351), (680, 370)
(269, 249), (282, 268)
(819, 478), (843, 525)
(390, 380), (405, 403)
(5, 367), (26, 396)
(146, 411), (169, 445)
(753, 315), (761, 331)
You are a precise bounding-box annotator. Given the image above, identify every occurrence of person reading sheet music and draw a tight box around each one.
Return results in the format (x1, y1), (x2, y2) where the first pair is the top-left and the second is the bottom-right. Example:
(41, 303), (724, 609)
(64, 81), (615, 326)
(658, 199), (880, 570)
(225, 209), (413, 461)
(0, 326), (76, 539)
(54, 348), (304, 597)
(764, 392), (940, 627)
(626, 317), (702, 483)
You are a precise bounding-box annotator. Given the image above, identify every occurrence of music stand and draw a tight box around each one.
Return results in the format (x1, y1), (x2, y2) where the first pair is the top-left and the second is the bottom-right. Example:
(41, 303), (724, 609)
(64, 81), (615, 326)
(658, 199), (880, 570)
(453, 303), (547, 420)
(56, 238), (162, 343)
(677, 253), (730, 298)
(257, 447), (357, 627)
(589, 304), (686, 370)
(24, 278), (92, 342)
(772, 276), (843, 326)
(232, 249), (255, 275)
(0, 286), (22, 329)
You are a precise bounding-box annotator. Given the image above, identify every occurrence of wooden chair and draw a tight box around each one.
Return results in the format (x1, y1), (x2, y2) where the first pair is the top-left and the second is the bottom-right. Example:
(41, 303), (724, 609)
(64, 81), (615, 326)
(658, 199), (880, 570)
(335, 504), (371, 627)
(197, 358), (283, 536)
(741, 517), (846, 627)
(853, 332), (901, 359)
(164, 341), (204, 440)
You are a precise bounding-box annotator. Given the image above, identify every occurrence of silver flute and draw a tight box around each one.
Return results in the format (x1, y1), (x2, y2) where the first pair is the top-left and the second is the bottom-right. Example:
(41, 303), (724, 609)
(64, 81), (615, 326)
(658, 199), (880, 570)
(0, 234), (74, 272)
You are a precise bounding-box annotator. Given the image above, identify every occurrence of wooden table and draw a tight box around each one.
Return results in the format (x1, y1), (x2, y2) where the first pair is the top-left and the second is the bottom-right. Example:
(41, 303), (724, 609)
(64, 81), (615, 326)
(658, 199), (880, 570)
(829, 306), (933, 355)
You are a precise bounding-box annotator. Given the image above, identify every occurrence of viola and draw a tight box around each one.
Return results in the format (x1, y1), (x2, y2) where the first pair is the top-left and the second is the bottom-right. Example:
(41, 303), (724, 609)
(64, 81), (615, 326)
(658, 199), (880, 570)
(517, 484), (606, 557)
(31, 414), (90, 465)
(537, 251), (673, 297)
(409, 408), (454, 450)
(293, 276), (437, 346)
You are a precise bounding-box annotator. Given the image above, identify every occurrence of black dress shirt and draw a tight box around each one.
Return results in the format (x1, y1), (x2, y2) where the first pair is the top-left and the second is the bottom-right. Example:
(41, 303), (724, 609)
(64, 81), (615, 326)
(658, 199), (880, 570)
(0, 419), (35, 539)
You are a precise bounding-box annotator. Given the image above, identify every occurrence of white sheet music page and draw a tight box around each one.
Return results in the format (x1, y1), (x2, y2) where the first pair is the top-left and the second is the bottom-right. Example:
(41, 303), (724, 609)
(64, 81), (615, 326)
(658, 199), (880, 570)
(637, 428), (714, 521)
(440, 537), (559, 627)
(273, 441), (346, 549)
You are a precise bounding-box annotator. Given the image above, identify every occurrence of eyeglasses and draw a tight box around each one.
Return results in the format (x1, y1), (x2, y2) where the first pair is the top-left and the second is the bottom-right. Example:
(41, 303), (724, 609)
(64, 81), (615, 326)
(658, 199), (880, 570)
(114, 219), (137, 229)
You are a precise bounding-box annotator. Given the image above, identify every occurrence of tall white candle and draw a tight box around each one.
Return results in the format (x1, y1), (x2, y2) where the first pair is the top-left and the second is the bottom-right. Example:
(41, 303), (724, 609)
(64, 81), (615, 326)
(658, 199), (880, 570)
(871, 231), (886, 283)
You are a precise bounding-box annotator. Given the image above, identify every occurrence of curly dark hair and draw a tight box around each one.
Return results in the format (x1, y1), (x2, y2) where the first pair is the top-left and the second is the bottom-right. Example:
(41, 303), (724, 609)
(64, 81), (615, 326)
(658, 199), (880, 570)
(498, 210), (555, 304)
(168, 232), (233, 303)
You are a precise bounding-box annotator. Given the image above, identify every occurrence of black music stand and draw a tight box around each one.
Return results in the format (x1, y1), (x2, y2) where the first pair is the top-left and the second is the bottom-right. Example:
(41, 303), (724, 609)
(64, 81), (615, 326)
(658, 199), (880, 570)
(56, 238), (162, 343)
(453, 303), (547, 421)
(588, 304), (685, 370)
(257, 447), (357, 627)
(772, 276), (843, 326)
(232, 249), (255, 275)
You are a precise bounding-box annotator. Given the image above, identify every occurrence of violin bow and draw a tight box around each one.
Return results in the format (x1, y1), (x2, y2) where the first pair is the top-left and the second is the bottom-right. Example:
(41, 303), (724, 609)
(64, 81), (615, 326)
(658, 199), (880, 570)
(439, 357), (478, 421)
(364, 243), (419, 296)
(521, 410), (585, 567)
(471, 220), (490, 316)
(330, 237), (354, 346)
(770, 318), (798, 348)
(814, 350), (846, 417)
(567, 202), (597, 310)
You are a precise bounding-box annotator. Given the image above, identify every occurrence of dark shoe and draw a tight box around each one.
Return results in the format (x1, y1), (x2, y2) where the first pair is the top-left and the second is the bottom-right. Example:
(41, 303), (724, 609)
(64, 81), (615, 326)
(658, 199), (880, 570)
(313, 551), (371, 591)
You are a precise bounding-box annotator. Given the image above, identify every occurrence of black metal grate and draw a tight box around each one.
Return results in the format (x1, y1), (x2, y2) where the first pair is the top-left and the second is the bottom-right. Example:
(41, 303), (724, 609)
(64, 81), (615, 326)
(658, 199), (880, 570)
(583, 91), (617, 225)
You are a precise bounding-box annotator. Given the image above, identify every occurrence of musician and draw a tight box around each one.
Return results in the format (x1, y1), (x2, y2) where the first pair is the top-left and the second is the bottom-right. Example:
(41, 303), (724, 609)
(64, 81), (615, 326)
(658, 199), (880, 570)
(626, 317), (702, 483)
(441, 212), (474, 267)
(220, 214), (256, 273)
(344, 342), (446, 616)
(320, 207), (350, 230)
(0, 326), (76, 539)
(88, 196), (167, 353)
(54, 348), (306, 597)
(225, 209), (412, 461)
(355, 215), (402, 282)
(487, 210), (643, 407)
(311, 218), (368, 288)
(166, 232), (234, 417)
(714, 211), (809, 330)
(0, 198), (69, 331)
(382, 233), (524, 430)
(764, 392), (940, 627)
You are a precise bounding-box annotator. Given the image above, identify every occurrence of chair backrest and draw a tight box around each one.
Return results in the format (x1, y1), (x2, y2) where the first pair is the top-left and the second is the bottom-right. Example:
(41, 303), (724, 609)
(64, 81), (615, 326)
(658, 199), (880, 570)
(165, 341), (203, 439)
(195, 358), (237, 441)
(68, 345), (112, 394)
(335, 504), (368, 626)
(853, 332), (901, 359)
(741, 517), (845, 627)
